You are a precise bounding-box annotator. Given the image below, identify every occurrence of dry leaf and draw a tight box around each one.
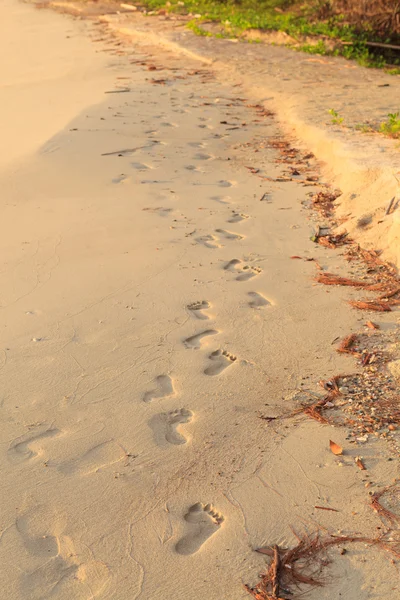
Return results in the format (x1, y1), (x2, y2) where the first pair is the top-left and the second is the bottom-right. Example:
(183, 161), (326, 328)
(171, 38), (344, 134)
(355, 457), (366, 470)
(330, 440), (343, 455)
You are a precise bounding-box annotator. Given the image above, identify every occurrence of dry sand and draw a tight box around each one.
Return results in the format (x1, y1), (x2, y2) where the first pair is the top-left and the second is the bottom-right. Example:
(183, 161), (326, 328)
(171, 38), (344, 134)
(0, 1), (398, 599)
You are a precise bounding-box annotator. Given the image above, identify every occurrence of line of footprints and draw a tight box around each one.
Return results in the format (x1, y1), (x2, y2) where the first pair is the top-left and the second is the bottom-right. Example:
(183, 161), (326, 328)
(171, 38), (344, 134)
(142, 300), (231, 555)
(142, 285), (271, 555)
(143, 284), (271, 441)
(121, 83), (272, 556)
(142, 300), (238, 447)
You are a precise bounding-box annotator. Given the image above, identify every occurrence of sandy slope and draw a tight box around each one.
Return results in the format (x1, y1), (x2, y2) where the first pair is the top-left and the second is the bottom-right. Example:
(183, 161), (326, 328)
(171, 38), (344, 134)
(0, 1), (398, 599)
(95, 7), (400, 267)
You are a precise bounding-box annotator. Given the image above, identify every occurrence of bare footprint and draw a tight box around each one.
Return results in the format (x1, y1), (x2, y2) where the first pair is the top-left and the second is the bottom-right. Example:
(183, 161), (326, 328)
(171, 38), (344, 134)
(236, 266), (262, 281)
(141, 179), (171, 185)
(59, 440), (126, 475)
(204, 349), (237, 376)
(143, 374), (175, 403)
(227, 212), (249, 223)
(193, 152), (214, 161)
(150, 408), (193, 446)
(188, 142), (207, 148)
(184, 329), (218, 349)
(175, 503), (224, 555)
(248, 292), (271, 308)
(196, 234), (221, 249)
(224, 260), (262, 281)
(16, 505), (59, 558)
(187, 300), (211, 320)
(210, 195), (231, 205)
(142, 206), (173, 217)
(224, 258), (262, 281)
(17, 506), (110, 599)
(185, 165), (204, 173)
(131, 162), (153, 171)
(112, 174), (130, 184)
(218, 180), (236, 188)
(224, 258), (242, 273)
(8, 428), (61, 464)
(215, 228), (244, 241)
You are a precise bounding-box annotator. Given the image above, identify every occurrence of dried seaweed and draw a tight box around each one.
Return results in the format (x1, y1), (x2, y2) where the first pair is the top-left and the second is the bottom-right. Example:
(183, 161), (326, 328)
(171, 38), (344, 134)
(315, 272), (391, 291)
(370, 484), (400, 527)
(348, 300), (392, 312)
(245, 529), (400, 599)
(303, 399), (331, 424)
(293, 376), (345, 424)
(318, 231), (350, 248)
(316, 272), (370, 288)
(337, 334), (358, 355)
(346, 245), (397, 277)
(379, 285), (400, 300)
(312, 190), (341, 217)
(320, 375), (342, 394)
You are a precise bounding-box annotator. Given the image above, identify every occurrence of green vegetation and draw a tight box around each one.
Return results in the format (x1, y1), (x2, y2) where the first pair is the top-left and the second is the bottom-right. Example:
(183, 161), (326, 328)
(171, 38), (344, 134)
(328, 108), (344, 125)
(380, 112), (400, 138)
(187, 19), (213, 36)
(137, 0), (400, 70)
(327, 112), (400, 139)
(355, 123), (374, 133)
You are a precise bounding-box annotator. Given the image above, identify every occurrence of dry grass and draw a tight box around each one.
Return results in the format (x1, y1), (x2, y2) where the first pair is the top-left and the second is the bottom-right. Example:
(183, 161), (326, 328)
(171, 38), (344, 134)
(318, 1), (400, 35)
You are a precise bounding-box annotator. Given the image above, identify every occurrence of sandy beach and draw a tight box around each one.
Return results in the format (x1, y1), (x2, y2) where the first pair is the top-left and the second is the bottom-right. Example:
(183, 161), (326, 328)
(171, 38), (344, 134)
(0, 1), (398, 598)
